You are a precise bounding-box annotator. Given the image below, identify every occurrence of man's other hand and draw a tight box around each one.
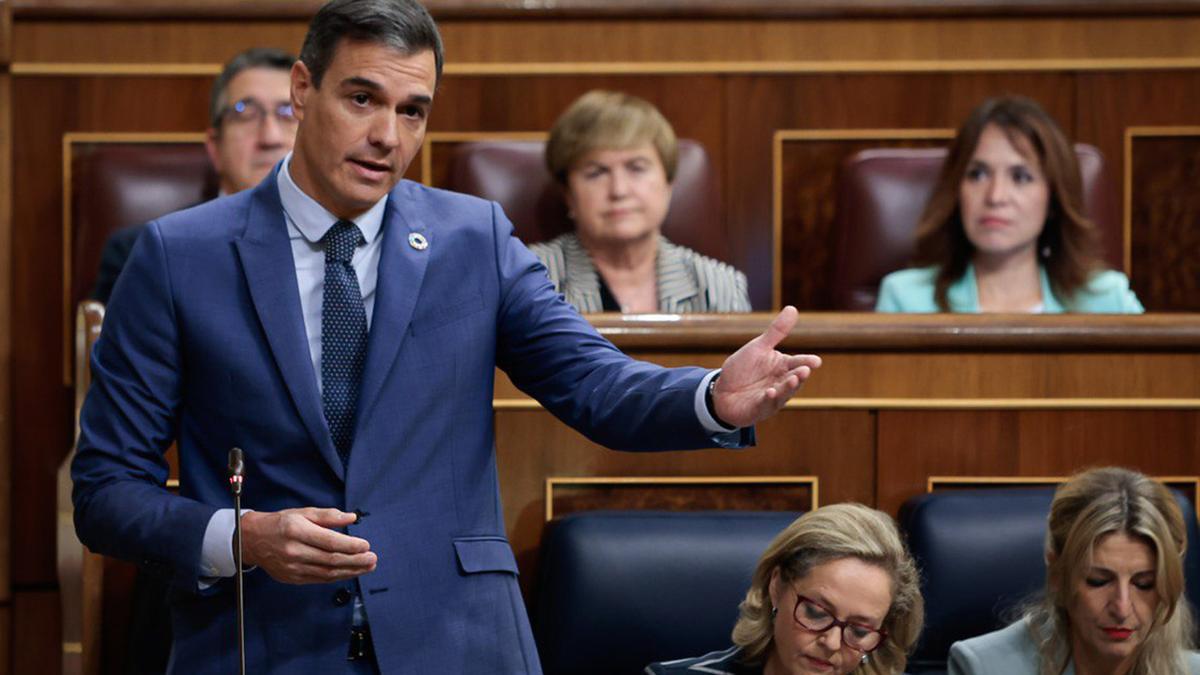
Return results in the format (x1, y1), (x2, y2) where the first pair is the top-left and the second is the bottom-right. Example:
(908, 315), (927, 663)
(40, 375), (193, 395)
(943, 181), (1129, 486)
(713, 306), (821, 428)
(241, 507), (377, 584)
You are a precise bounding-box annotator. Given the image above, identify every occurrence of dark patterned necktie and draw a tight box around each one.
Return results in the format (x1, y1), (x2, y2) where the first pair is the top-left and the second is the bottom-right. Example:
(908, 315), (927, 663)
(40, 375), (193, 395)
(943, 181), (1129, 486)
(321, 220), (368, 463)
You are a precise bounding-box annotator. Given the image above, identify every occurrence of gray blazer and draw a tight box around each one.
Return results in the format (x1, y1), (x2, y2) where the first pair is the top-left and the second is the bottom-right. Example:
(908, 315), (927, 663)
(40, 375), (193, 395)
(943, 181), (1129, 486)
(529, 232), (752, 313)
(949, 620), (1200, 675)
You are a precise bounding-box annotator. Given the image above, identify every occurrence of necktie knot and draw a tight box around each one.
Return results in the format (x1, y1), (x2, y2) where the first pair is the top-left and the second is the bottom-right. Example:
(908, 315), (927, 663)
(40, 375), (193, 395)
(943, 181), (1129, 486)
(324, 220), (363, 264)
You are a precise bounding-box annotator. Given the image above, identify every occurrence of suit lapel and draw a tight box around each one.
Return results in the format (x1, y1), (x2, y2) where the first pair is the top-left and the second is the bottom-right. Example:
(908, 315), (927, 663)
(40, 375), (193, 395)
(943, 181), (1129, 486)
(355, 187), (430, 429)
(234, 175), (345, 480)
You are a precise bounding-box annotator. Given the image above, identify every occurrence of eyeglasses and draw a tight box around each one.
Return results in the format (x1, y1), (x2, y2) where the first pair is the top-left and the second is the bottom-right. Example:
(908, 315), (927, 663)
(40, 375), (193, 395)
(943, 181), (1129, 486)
(218, 98), (296, 129)
(792, 594), (887, 653)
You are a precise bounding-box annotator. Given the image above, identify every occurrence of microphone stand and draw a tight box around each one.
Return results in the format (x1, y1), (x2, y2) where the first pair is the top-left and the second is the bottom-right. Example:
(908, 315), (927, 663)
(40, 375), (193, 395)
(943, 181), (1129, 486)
(227, 448), (246, 675)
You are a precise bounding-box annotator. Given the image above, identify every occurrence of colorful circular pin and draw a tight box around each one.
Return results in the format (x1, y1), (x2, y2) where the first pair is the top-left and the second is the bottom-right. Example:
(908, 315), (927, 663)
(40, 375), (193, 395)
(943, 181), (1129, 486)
(408, 233), (429, 251)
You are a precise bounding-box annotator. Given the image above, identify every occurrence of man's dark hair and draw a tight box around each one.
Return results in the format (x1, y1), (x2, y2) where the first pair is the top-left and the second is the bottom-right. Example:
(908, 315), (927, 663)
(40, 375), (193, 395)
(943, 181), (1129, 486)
(209, 47), (297, 128)
(299, 0), (444, 89)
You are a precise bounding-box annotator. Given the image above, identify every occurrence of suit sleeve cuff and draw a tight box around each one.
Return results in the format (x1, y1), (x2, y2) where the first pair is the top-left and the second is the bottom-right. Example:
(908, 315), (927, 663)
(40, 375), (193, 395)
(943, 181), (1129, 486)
(198, 508), (255, 590)
(694, 370), (756, 449)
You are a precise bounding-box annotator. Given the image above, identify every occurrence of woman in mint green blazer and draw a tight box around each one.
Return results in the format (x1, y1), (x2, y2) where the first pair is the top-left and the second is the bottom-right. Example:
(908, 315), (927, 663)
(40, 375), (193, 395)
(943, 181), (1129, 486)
(948, 468), (1200, 675)
(875, 96), (1143, 314)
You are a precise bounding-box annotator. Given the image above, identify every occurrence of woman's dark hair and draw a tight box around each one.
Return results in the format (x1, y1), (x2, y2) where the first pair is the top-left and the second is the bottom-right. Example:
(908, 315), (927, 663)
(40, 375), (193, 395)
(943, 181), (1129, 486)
(913, 96), (1100, 311)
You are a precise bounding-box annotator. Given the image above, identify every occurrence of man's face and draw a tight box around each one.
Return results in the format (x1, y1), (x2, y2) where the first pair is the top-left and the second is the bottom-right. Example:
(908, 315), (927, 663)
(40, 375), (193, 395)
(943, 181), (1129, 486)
(288, 41), (436, 219)
(205, 66), (297, 194)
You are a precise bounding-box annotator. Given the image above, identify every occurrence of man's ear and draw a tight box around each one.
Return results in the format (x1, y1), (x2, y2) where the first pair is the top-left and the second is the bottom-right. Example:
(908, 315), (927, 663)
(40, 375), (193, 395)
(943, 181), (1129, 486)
(203, 127), (222, 172)
(290, 60), (312, 121)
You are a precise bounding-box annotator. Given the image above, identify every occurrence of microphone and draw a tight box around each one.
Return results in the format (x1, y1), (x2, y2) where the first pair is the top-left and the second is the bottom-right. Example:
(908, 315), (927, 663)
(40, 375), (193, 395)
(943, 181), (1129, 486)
(227, 448), (246, 675)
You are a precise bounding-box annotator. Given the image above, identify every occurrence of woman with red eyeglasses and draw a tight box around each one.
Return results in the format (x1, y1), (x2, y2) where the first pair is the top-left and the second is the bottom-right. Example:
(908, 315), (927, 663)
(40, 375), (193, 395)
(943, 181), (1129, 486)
(646, 504), (924, 675)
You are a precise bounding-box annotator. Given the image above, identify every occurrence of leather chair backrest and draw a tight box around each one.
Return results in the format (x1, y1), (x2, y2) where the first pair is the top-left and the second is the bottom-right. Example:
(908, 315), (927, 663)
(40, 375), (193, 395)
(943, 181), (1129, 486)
(899, 486), (1200, 674)
(535, 510), (800, 675)
(447, 139), (726, 262)
(70, 142), (217, 305)
(829, 144), (1119, 311)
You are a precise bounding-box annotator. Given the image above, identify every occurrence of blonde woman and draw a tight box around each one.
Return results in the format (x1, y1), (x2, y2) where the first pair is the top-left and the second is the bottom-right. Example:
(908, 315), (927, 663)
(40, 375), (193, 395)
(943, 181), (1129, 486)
(950, 467), (1200, 675)
(646, 504), (924, 675)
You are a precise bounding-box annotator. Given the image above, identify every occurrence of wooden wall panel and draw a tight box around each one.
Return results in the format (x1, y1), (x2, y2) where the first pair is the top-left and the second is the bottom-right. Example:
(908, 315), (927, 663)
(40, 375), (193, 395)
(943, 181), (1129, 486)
(5, 11), (1200, 670)
(10, 76), (208, 589)
(13, 20), (306, 64)
(1128, 134), (1200, 310)
(12, 590), (56, 675)
(494, 407), (875, 596)
(14, 16), (1200, 65)
(0, 605), (8, 675)
(875, 409), (1200, 515)
(498, 349), (1200, 400)
(548, 480), (817, 520)
(1074, 70), (1200, 309)
(0, 1), (11, 672)
(0, 60), (11, 613)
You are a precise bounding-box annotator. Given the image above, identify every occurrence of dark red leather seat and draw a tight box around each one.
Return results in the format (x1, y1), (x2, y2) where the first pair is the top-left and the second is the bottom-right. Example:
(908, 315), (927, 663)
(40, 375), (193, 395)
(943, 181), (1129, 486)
(69, 141), (217, 306)
(447, 139), (727, 263)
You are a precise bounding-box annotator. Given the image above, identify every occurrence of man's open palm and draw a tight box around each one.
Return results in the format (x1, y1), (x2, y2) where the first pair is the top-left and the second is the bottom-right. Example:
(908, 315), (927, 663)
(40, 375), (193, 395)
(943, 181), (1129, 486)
(712, 306), (821, 428)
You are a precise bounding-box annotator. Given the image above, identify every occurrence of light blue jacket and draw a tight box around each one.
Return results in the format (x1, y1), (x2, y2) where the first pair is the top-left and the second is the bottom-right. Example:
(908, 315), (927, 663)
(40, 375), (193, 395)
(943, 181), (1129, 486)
(875, 265), (1144, 313)
(949, 620), (1200, 675)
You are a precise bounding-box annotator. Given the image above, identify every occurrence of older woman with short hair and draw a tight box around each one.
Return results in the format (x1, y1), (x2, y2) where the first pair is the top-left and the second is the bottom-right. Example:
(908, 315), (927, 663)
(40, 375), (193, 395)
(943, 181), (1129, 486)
(646, 503), (924, 675)
(949, 467), (1200, 675)
(532, 90), (751, 314)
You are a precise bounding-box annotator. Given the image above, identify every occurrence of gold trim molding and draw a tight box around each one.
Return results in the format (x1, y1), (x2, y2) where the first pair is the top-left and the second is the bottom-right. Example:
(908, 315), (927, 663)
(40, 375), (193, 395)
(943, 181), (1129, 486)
(928, 475), (1200, 505)
(14, 57), (1200, 78)
(496, 397), (1200, 411)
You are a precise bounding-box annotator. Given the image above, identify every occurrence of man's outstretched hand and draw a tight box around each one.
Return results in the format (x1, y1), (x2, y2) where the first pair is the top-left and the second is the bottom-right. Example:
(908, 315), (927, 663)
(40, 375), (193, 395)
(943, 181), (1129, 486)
(712, 306), (821, 428)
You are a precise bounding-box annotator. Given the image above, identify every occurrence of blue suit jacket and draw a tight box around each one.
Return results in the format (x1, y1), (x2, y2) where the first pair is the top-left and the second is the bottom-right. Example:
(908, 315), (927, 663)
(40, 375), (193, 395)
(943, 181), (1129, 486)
(875, 264), (1144, 313)
(71, 170), (741, 674)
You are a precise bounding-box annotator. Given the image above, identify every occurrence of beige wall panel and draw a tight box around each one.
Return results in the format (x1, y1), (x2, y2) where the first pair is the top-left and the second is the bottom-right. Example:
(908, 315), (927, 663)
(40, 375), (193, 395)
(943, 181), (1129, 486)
(14, 16), (1200, 65)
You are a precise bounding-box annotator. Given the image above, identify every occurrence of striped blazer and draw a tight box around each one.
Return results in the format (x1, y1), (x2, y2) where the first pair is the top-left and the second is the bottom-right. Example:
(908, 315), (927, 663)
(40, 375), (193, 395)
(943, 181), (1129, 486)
(529, 232), (752, 313)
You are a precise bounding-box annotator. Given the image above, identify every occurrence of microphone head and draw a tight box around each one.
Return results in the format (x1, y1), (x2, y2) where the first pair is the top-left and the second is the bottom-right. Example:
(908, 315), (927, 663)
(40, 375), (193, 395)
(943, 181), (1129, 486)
(228, 447), (245, 477)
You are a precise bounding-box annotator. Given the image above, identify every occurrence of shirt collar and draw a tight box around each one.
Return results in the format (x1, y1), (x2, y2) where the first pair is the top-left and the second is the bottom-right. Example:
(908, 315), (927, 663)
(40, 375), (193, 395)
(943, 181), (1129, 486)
(277, 152), (387, 245)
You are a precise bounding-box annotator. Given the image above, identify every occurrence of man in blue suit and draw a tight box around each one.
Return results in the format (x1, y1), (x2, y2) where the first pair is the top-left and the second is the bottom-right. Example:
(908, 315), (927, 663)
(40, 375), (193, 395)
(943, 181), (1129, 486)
(71, 1), (821, 672)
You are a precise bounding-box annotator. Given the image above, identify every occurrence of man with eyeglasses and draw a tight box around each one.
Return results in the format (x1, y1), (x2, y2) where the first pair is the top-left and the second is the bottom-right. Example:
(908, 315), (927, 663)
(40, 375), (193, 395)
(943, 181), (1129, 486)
(90, 47), (297, 303)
